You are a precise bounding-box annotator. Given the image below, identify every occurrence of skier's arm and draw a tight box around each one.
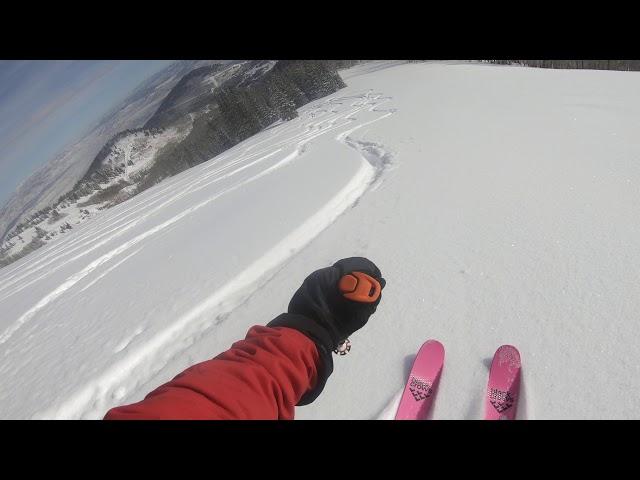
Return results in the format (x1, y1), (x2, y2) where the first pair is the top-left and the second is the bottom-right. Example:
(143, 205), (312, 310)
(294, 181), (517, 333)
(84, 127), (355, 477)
(104, 257), (385, 420)
(104, 325), (321, 420)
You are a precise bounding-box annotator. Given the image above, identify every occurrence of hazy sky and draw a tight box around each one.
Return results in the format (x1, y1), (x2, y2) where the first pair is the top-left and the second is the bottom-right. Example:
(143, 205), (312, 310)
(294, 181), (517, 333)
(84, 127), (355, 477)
(0, 60), (175, 206)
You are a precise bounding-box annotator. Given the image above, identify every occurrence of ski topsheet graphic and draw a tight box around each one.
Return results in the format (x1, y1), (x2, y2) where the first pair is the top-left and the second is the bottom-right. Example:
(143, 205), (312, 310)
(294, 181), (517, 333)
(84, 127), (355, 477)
(485, 345), (521, 420)
(395, 340), (445, 420)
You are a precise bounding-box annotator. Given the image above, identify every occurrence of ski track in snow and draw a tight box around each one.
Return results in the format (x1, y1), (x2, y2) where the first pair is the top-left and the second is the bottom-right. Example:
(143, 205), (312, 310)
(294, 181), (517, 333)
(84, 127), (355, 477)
(0, 95), (392, 302)
(0, 89), (395, 419)
(78, 248), (143, 294)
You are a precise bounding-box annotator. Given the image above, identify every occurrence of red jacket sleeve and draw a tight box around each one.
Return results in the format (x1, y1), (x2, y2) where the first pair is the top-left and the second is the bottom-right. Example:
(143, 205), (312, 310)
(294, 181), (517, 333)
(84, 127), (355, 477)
(104, 326), (320, 420)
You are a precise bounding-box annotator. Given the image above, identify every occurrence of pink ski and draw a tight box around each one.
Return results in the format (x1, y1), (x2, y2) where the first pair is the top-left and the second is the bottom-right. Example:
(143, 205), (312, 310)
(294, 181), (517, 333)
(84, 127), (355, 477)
(485, 345), (521, 420)
(395, 340), (445, 420)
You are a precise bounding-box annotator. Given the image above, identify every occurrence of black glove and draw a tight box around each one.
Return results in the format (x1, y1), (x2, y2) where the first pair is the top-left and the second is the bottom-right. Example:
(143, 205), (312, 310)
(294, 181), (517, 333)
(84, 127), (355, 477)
(267, 257), (386, 405)
(288, 256), (385, 348)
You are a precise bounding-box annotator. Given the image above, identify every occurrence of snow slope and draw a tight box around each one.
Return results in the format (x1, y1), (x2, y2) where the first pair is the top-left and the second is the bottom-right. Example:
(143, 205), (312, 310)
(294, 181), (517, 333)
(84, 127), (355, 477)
(3, 61), (640, 419)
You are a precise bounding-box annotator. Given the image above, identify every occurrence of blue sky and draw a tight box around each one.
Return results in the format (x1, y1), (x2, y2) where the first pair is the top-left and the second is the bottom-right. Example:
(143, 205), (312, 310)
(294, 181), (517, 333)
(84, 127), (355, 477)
(0, 60), (175, 206)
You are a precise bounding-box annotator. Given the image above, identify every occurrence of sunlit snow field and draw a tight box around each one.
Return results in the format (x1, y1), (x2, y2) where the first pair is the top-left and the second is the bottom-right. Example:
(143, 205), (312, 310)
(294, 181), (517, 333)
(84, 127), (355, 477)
(2, 61), (640, 419)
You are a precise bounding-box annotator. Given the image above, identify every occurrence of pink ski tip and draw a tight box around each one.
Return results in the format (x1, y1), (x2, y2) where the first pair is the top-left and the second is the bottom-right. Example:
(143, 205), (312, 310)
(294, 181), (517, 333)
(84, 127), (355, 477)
(485, 345), (521, 420)
(395, 340), (445, 420)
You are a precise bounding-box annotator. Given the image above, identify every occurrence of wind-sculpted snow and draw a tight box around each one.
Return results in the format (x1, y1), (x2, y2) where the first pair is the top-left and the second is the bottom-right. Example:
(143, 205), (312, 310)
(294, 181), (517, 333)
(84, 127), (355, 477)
(0, 86), (394, 419)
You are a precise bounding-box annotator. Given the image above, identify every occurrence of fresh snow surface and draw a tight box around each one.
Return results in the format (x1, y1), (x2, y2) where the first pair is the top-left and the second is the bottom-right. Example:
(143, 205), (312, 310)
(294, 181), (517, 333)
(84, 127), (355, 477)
(2, 61), (640, 419)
